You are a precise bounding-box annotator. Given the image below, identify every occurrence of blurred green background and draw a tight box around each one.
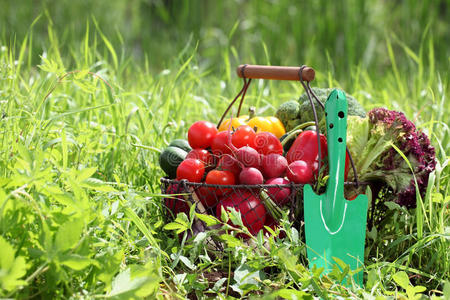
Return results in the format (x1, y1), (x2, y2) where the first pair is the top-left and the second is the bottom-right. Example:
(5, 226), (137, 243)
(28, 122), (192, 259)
(1, 0), (448, 76)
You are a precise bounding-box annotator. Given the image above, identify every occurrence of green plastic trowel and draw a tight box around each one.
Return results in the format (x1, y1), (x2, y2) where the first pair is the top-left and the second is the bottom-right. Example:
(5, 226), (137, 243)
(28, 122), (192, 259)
(304, 89), (369, 286)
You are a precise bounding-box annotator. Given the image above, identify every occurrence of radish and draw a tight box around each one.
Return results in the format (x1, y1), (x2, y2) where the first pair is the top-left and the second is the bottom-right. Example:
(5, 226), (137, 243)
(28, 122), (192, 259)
(239, 167), (264, 185)
(235, 146), (261, 168)
(287, 160), (313, 184)
(225, 123), (261, 168)
(217, 154), (241, 178)
(265, 177), (292, 206)
(261, 154), (288, 179)
(216, 191), (266, 237)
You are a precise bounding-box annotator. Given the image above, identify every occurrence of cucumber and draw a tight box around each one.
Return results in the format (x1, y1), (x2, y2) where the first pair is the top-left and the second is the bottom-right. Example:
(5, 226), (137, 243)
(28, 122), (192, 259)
(168, 139), (192, 152)
(159, 146), (188, 178)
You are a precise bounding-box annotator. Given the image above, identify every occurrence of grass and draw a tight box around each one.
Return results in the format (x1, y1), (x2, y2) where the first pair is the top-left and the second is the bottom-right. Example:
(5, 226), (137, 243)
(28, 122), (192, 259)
(0, 1), (449, 298)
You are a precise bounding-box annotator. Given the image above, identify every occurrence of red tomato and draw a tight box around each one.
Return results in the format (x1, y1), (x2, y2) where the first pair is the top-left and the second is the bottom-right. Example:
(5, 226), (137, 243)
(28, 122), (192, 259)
(186, 149), (214, 166)
(195, 187), (219, 208)
(205, 169), (235, 197)
(216, 191), (266, 237)
(211, 131), (233, 156)
(176, 158), (205, 182)
(232, 125), (256, 149)
(217, 154), (241, 179)
(254, 132), (283, 155)
(188, 121), (218, 149)
(164, 184), (189, 216)
(287, 160), (313, 184)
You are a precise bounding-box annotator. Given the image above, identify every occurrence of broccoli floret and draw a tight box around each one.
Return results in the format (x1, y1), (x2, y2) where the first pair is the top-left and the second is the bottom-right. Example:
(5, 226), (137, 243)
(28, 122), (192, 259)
(297, 88), (366, 130)
(275, 100), (301, 131)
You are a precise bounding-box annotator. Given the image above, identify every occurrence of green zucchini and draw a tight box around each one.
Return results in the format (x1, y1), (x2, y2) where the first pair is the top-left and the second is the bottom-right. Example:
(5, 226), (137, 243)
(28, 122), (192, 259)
(159, 146), (188, 178)
(168, 139), (192, 152)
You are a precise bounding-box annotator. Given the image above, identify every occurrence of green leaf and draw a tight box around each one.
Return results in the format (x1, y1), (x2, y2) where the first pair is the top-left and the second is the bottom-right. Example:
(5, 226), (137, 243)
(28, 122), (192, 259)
(274, 289), (313, 300)
(60, 254), (98, 271)
(108, 264), (160, 298)
(0, 236), (29, 292)
(55, 217), (84, 251)
(195, 213), (220, 226)
(392, 271), (410, 290)
(178, 255), (196, 270)
(220, 234), (242, 248)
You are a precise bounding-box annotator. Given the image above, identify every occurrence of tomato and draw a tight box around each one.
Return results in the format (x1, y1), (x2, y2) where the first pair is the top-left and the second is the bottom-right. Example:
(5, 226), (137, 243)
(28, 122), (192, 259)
(165, 184), (189, 216)
(186, 149), (214, 166)
(211, 130), (233, 156)
(254, 132), (283, 155)
(176, 158), (205, 182)
(216, 191), (266, 237)
(217, 154), (241, 178)
(232, 125), (256, 149)
(205, 169), (235, 197)
(188, 121), (218, 149)
(287, 160), (313, 184)
(218, 115), (248, 132)
(195, 187), (219, 208)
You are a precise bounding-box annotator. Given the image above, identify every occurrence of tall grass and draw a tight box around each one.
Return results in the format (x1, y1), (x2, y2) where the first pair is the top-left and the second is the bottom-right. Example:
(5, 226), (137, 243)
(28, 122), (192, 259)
(0, 2), (448, 298)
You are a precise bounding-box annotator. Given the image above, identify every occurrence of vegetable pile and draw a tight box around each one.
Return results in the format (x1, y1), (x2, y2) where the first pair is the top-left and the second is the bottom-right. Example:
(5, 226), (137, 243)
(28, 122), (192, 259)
(159, 89), (436, 237)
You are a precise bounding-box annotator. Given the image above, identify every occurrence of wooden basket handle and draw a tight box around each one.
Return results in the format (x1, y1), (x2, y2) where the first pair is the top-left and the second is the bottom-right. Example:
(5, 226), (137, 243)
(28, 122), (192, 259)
(236, 64), (315, 82)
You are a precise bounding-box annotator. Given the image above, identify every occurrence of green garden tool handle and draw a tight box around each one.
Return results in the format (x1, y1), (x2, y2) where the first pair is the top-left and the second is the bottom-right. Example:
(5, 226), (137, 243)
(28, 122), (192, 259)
(323, 89), (348, 231)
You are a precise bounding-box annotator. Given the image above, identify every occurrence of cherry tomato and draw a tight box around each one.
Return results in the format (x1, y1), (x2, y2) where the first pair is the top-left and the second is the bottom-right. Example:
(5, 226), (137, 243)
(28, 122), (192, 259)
(176, 158), (205, 182)
(211, 130), (233, 156)
(217, 154), (241, 178)
(232, 125), (256, 149)
(188, 121), (218, 149)
(205, 169), (235, 197)
(216, 191), (266, 237)
(218, 115), (248, 132)
(186, 149), (214, 166)
(254, 132), (283, 155)
(287, 160), (313, 184)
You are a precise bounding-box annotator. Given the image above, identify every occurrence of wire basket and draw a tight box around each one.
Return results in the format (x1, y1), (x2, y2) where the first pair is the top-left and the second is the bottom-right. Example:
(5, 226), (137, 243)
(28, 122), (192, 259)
(160, 64), (365, 244)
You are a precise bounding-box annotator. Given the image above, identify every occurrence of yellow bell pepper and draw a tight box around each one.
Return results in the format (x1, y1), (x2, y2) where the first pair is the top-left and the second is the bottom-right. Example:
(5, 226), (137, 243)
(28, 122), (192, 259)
(218, 112), (286, 138)
(218, 115), (248, 132)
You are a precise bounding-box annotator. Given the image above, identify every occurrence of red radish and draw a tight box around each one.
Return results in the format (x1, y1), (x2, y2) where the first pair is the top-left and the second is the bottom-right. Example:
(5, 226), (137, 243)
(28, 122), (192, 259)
(287, 160), (313, 184)
(265, 177), (292, 206)
(216, 191), (266, 237)
(261, 154), (288, 179)
(235, 146), (261, 168)
(225, 123), (261, 168)
(164, 184), (189, 215)
(239, 167), (264, 185)
(217, 154), (241, 178)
